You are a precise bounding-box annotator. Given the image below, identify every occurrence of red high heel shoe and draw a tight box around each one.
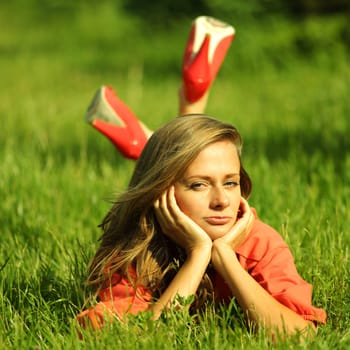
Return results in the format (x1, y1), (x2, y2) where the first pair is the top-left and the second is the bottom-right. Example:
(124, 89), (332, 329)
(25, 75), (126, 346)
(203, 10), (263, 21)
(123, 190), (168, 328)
(182, 16), (235, 103)
(85, 86), (148, 160)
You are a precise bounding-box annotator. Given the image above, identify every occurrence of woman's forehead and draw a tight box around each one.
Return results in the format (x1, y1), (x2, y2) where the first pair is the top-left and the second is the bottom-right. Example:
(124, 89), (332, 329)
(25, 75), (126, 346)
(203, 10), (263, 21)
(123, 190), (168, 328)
(184, 140), (240, 175)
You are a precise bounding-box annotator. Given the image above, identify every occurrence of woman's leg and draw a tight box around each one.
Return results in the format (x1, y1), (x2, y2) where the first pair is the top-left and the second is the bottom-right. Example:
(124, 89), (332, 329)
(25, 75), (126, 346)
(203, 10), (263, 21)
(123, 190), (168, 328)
(85, 16), (235, 160)
(178, 86), (209, 116)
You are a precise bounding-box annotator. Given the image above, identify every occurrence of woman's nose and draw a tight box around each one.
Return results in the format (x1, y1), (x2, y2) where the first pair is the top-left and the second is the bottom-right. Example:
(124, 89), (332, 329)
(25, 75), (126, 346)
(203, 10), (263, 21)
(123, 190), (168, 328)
(210, 188), (230, 209)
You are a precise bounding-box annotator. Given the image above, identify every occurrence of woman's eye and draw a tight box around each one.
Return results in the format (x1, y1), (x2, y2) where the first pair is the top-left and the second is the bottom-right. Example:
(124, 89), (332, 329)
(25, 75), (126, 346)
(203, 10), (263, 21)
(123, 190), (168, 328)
(189, 182), (206, 190)
(225, 181), (239, 188)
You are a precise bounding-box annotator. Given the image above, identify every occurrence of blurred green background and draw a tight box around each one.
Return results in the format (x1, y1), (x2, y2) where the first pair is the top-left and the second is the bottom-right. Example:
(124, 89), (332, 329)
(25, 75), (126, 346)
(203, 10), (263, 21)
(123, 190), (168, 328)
(1, 0), (349, 156)
(1, 0), (349, 348)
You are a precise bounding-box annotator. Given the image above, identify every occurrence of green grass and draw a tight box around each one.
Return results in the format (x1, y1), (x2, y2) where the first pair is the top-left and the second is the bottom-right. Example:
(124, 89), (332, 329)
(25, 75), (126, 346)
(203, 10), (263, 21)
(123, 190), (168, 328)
(1, 2), (349, 349)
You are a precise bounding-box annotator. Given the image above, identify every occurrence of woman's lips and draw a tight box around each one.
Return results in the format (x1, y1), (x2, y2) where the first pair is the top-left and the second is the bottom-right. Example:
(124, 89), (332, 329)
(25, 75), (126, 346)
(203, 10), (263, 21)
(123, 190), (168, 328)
(205, 216), (232, 225)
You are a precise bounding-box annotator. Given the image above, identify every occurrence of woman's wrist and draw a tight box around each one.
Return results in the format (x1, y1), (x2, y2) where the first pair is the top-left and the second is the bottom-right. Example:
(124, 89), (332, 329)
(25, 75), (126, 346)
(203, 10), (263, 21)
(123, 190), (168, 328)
(187, 243), (212, 263)
(212, 239), (233, 253)
(211, 240), (237, 269)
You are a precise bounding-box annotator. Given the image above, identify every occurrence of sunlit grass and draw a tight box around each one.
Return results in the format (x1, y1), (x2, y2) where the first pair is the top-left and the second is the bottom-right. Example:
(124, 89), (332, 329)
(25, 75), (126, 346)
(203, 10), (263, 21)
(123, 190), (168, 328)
(0, 2), (349, 349)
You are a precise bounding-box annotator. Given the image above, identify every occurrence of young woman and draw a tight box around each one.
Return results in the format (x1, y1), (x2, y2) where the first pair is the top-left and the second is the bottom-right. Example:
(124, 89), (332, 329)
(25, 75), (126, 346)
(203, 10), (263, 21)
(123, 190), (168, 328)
(77, 115), (326, 338)
(77, 17), (326, 339)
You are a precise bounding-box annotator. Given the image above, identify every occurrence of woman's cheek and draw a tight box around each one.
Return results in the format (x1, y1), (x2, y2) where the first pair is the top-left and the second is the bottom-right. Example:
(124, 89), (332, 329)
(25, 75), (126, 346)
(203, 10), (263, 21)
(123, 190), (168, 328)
(174, 189), (187, 212)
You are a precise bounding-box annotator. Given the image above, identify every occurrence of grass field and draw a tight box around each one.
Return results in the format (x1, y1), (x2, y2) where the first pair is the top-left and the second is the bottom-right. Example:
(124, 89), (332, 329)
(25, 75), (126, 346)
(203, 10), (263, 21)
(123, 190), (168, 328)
(1, 2), (349, 349)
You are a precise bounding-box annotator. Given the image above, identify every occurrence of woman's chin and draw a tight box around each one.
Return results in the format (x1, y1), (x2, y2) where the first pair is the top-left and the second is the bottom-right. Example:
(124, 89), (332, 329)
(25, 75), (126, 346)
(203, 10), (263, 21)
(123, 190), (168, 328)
(205, 226), (231, 241)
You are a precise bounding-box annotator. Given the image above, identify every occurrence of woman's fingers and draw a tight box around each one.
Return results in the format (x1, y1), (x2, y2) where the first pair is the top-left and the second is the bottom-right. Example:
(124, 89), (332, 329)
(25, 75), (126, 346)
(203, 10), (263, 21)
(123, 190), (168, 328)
(154, 190), (173, 233)
(153, 187), (211, 252)
(240, 197), (254, 232)
(153, 187), (182, 238)
(216, 197), (254, 250)
(240, 197), (252, 219)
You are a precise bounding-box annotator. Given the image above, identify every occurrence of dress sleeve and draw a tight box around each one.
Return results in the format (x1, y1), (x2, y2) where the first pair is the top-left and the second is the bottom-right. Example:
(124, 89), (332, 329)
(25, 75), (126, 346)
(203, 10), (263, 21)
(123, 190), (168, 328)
(76, 273), (152, 330)
(236, 214), (326, 325)
(250, 245), (327, 324)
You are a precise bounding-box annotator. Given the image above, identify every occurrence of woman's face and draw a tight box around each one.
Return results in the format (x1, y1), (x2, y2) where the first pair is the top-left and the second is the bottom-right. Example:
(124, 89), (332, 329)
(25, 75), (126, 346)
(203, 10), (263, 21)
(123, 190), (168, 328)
(174, 140), (241, 241)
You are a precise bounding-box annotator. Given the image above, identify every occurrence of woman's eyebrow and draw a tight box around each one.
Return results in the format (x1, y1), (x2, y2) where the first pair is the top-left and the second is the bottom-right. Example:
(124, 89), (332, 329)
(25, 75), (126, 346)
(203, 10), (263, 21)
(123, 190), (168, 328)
(183, 173), (240, 180)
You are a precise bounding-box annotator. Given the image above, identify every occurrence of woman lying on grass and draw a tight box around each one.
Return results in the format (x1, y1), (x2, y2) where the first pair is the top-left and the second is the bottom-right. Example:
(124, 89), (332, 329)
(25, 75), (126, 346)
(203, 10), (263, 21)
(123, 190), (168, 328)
(77, 16), (326, 340)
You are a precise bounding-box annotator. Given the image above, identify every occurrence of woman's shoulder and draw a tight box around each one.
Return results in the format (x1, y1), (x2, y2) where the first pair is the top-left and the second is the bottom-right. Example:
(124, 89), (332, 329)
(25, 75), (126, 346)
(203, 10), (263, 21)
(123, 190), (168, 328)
(236, 208), (289, 261)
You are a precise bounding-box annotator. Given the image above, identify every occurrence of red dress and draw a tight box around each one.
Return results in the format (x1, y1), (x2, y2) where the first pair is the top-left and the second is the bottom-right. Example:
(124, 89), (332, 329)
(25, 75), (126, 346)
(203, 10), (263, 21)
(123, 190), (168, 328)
(77, 209), (327, 329)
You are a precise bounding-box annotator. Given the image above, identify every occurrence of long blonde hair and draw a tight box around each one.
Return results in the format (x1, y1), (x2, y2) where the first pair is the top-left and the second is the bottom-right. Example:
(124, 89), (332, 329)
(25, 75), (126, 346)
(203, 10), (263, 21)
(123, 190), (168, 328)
(87, 114), (252, 305)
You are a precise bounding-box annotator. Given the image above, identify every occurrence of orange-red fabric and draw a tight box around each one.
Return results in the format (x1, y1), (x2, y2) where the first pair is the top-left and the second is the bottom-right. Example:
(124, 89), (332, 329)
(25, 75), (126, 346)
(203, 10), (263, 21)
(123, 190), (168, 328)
(213, 209), (327, 324)
(77, 272), (152, 330)
(77, 208), (326, 328)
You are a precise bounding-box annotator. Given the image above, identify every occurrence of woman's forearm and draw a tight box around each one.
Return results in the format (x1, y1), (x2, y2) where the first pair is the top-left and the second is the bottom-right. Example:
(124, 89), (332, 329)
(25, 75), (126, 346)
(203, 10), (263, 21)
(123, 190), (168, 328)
(211, 241), (315, 338)
(152, 246), (211, 319)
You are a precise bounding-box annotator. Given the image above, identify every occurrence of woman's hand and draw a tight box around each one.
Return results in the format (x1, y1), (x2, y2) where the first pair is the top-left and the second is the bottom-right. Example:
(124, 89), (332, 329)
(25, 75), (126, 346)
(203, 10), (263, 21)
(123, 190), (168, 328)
(213, 197), (254, 251)
(152, 186), (212, 318)
(210, 197), (316, 339)
(154, 186), (212, 254)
